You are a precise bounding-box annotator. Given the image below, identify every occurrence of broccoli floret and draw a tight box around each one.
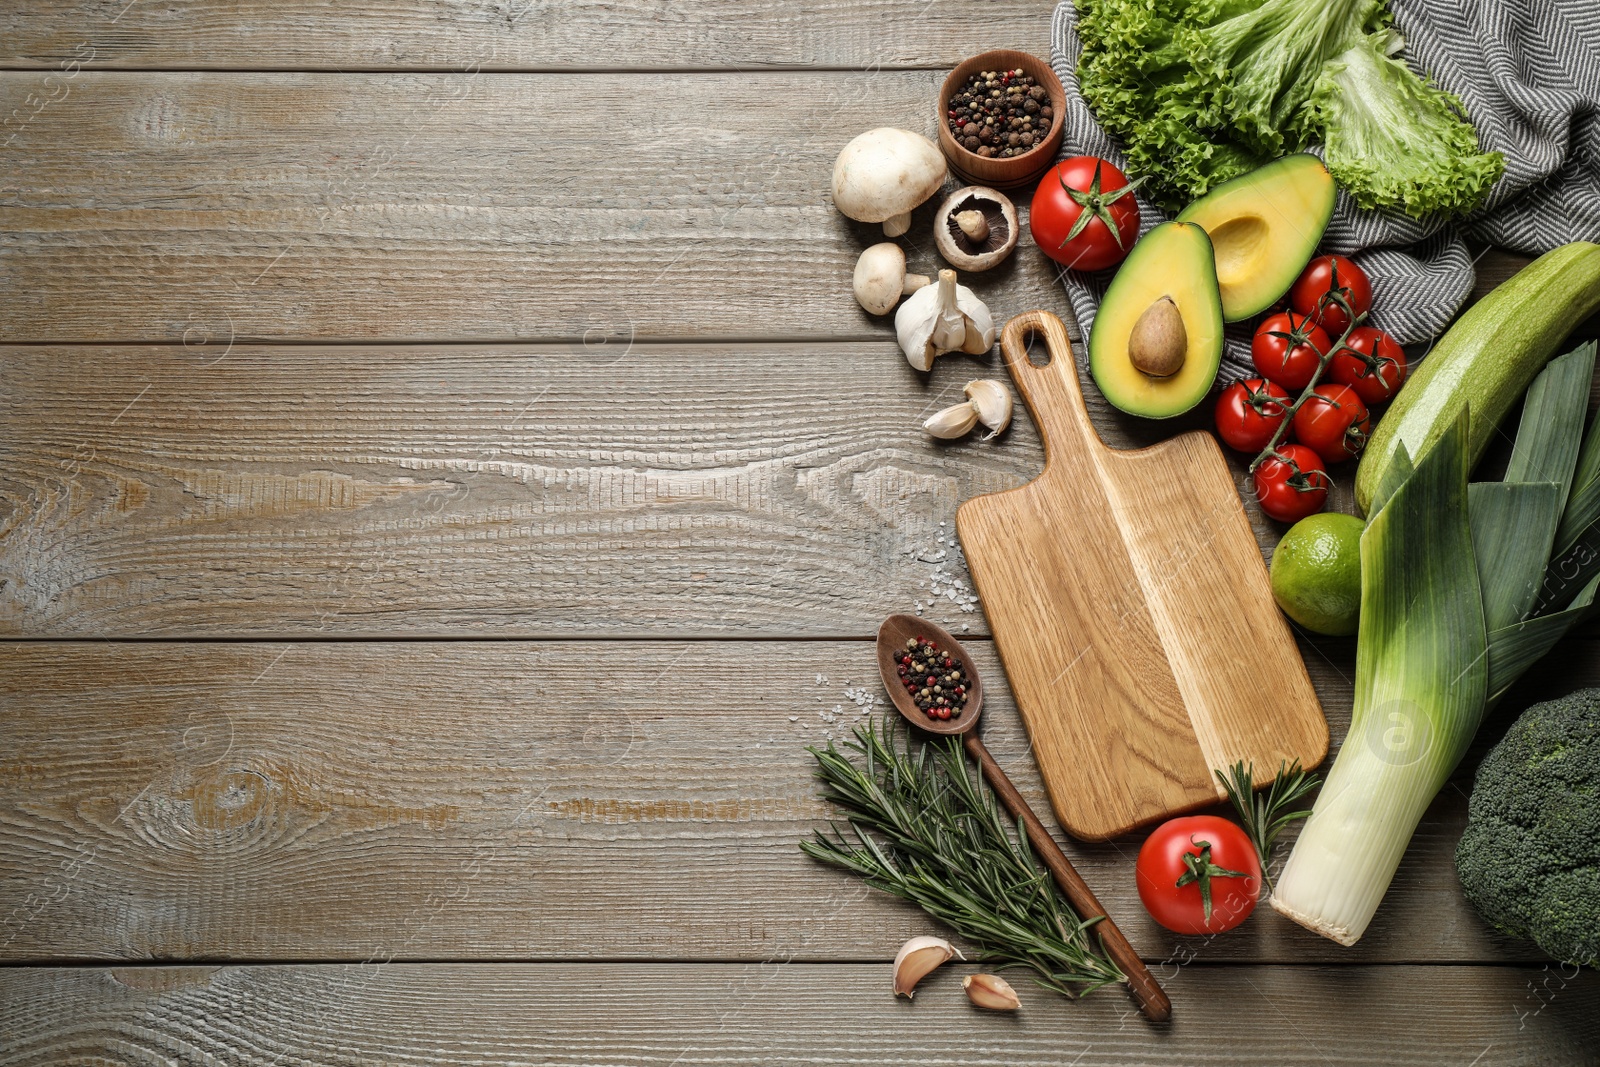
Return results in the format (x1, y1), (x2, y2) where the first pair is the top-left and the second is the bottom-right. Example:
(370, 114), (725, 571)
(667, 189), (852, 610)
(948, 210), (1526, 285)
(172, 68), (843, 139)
(1456, 688), (1600, 968)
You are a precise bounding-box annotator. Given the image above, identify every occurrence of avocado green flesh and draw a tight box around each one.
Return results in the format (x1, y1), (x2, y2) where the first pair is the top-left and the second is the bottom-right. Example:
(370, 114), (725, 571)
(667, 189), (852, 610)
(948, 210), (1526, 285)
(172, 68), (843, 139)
(1355, 242), (1600, 515)
(1089, 221), (1224, 419)
(1176, 154), (1335, 321)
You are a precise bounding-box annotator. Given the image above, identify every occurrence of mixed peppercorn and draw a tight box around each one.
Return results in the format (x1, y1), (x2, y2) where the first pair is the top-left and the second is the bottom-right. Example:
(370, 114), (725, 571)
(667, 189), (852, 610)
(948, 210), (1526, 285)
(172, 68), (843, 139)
(947, 68), (1053, 160)
(896, 636), (969, 720)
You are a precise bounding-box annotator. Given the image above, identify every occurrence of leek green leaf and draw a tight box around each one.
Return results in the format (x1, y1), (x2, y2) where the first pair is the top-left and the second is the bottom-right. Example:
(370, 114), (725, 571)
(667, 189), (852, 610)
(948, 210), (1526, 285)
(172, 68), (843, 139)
(1486, 574), (1600, 704)
(1468, 481), (1563, 632)
(1505, 342), (1595, 496)
(1554, 445), (1600, 560)
(1551, 343), (1600, 556)
(1367, 440), (1414, 518)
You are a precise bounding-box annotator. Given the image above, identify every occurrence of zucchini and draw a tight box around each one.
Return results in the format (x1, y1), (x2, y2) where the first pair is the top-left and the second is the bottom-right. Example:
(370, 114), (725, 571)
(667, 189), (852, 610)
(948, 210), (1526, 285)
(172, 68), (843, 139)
(1356, 242), (1600, 515)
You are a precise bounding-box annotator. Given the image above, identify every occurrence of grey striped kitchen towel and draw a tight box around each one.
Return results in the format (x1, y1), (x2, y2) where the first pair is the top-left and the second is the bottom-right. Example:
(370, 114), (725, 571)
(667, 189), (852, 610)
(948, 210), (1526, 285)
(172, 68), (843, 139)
(1050, 0), (1600, 379)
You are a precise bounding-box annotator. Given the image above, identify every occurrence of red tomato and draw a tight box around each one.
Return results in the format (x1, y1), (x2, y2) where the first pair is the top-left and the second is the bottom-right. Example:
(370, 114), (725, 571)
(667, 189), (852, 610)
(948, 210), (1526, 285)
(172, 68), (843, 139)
(1290, 254), (1373, 337)
(1136, 815), (1261, 935)
(1029, 156), (1142, 272)
(1293, 383), (1371, 465)
(1251, 311), (1331, 391)
(1214, 378), (1291, 453)
(1330, 326), (1408, 404)
(1254, 444), (1330, 523)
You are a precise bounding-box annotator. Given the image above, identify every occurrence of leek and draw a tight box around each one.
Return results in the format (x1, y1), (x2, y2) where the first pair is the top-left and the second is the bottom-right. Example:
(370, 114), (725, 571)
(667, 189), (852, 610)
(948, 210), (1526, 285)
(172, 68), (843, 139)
(1273, 342), (1600, 944)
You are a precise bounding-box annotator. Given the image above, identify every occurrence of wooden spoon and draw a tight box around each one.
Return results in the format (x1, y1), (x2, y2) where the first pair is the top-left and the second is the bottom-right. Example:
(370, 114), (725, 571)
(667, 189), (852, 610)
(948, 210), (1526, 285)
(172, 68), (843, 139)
(876, 613), (1171, 1022)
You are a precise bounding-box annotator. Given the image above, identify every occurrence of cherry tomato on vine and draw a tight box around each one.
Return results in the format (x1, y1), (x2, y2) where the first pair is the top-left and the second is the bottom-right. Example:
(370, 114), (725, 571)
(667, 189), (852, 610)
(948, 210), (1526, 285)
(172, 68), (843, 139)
(1293, 383), (1371, 465)
(1029, 156), (1142, 272)
(1329, 325), (1407, 404)
(1290, 254), (1373, 337)
(1214, 378), (1291, 453)
(1136, 815), (1261, 935)
(1254, 444), (1331, 523)
(1251, 311), (1331, 392)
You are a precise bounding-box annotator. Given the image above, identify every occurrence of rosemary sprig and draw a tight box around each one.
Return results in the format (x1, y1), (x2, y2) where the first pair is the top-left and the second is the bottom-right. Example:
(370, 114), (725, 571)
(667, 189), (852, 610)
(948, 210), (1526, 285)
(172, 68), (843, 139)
(1215, 759), (1321, 888)
(801, 717), (1124, 997)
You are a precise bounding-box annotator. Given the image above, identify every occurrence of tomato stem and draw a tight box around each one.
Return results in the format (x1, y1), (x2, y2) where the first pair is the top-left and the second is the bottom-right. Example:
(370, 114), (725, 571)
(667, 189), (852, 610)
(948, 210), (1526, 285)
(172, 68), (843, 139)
(1058, 159), (1146, 252)
(1174, 837), (1251, 923)
(1247, 288), (1364, 476)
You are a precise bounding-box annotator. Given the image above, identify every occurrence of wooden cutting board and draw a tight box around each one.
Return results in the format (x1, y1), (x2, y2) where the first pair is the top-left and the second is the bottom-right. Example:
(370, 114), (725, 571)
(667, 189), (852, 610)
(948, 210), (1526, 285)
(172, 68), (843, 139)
(956, 310), (1328, 841)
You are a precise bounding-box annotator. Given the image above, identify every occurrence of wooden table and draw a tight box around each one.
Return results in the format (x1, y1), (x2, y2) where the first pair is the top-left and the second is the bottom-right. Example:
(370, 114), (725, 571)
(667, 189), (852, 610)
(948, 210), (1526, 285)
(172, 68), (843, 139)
(2, 4), (1596, 1063)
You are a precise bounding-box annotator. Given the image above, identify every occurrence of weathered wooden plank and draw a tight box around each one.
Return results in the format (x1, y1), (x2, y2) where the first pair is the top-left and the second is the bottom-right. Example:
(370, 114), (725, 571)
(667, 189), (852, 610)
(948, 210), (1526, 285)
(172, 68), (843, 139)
(2, 962), (1595, 1066)
(0, 71), (1065, 345)
(0, 1), (1051, 71)
(1, 340), (1258, 638)
(4, 639), (1588, 965)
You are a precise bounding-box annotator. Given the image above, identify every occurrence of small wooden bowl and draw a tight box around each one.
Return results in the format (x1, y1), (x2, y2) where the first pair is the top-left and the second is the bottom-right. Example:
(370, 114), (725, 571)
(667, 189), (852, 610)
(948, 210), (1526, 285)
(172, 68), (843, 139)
(937, 50), (1066, 192)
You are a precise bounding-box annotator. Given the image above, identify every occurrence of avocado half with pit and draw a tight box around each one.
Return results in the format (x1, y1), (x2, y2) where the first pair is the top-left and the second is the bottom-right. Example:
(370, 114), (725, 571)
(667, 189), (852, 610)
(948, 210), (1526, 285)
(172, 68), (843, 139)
(1089, 221), (1223, 419)
(1176, 153), (1335, 321)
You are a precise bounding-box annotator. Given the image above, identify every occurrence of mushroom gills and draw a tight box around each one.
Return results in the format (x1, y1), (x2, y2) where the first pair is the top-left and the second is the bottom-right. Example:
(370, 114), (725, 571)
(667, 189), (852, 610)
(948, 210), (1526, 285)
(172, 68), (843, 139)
(933, 186), (1018, 272)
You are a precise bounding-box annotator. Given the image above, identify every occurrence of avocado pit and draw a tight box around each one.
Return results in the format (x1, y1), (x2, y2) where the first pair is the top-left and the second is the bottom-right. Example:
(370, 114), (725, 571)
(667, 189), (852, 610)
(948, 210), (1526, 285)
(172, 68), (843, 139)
(1128, 296), (1187, 378)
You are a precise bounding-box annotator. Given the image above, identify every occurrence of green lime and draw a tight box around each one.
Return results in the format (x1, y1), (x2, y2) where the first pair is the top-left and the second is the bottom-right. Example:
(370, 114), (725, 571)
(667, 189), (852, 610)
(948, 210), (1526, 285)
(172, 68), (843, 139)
(1269, 512), (1364, 636)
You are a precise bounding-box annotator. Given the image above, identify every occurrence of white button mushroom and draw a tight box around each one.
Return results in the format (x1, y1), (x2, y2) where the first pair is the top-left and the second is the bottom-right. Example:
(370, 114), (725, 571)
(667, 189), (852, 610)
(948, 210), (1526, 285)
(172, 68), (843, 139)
(832, 128), (948, 238)
(894, 269), (996, 371)
(852, 243), (932, 316)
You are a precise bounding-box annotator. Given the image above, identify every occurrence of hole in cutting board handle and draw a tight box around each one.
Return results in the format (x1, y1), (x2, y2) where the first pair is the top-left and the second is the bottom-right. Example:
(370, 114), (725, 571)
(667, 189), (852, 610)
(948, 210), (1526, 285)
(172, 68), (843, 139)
(1023, 327), (1051, 367)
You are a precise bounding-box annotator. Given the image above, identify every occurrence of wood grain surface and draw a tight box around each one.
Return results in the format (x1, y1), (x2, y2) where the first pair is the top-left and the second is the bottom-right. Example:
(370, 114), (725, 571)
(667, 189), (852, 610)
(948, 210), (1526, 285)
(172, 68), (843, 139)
(959, 312), (1325, 840)
(0, 70), (1067, 345)
(4, 639), (1588, 966)
(0, 73), (1562, 349)
(4, 4), (1598, 1058)
(0, 1), (1053, 71)
(2, 338), (1274, 638)
(3, 962), (1596, 1066)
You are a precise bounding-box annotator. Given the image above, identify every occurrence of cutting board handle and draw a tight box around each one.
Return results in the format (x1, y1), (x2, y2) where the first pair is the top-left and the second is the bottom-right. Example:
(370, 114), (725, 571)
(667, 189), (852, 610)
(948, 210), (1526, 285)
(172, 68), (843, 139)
(998, 310), (1098, 464)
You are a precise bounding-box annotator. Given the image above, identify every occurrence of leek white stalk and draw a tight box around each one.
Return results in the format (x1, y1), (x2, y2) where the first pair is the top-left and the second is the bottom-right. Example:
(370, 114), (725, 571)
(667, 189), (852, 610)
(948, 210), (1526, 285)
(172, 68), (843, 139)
(1273, 412), (1486, 944)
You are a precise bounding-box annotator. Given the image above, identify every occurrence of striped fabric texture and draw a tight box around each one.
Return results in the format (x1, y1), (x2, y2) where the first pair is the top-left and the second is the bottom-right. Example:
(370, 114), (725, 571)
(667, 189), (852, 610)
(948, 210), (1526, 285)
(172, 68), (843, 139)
(1048, 0), (1600, 378)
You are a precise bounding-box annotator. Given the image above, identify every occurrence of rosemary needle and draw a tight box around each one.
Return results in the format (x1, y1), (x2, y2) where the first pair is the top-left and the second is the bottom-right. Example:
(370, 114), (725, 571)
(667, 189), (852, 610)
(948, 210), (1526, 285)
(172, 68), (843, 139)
(1215, 759), (1322, 889)
(801, 717), (1124, 997)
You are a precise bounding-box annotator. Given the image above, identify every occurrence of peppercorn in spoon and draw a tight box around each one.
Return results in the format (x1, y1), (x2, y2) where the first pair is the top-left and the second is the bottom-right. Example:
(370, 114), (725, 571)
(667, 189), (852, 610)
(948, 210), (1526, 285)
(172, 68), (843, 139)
(876, 613), (1171, 1022)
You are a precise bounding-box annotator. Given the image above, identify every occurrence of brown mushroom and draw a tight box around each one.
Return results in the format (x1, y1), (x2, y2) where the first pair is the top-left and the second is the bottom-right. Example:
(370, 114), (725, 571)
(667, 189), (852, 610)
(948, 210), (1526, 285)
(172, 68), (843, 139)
(933, 186), (1019, 272)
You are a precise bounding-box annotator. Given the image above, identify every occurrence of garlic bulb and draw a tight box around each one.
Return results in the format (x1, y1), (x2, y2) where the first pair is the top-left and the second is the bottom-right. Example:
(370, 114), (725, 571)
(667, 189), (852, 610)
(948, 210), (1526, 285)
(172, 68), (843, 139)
(964, 379), (1012, 439)
(892, 935), (959, 996)
(894, 269), (996, 371)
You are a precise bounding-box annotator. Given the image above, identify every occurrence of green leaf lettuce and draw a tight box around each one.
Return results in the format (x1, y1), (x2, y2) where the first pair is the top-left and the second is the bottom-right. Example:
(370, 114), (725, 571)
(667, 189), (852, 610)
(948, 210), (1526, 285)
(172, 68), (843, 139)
(1075, 0), (1502, 216)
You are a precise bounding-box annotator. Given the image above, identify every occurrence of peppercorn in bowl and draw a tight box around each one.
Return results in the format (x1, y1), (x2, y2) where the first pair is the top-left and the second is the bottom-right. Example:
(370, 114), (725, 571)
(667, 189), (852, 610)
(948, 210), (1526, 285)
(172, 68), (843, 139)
(937, 50), (1066, 191)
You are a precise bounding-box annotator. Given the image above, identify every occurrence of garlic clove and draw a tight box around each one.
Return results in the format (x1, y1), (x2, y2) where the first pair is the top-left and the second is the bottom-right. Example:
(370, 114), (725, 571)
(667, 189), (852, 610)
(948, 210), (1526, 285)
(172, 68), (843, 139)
(962, 973), (1021, 1011)
(923, 401), (980, 440)
(954, 281), (996, 356)
(964, 379), (1013, 439)
(893, 935), (959, 996)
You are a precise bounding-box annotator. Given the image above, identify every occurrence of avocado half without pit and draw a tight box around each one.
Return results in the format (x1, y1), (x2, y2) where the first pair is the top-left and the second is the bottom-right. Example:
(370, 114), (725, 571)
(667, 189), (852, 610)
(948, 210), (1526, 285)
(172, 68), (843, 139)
(1089, 221), (1223, 419)
(1176, 153), (1336, 321)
